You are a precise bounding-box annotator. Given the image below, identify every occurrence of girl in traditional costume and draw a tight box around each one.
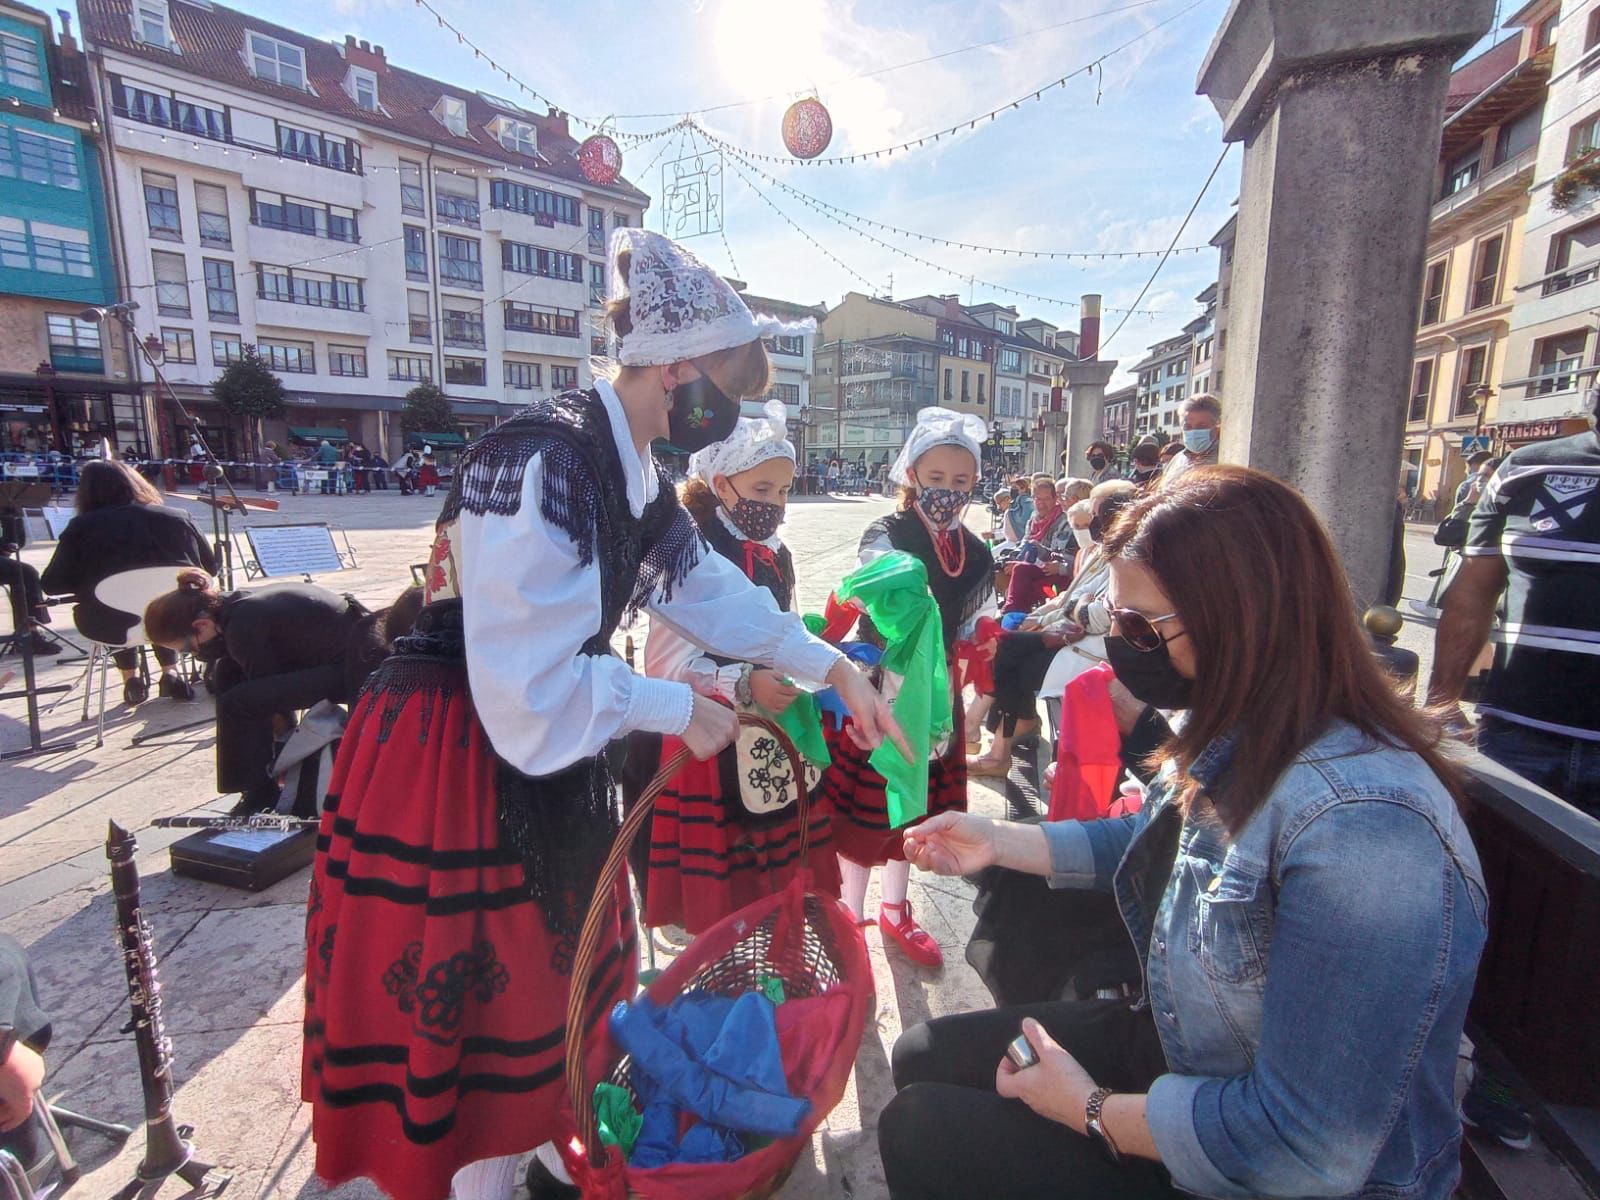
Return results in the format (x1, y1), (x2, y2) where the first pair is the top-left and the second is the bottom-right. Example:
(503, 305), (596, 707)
(302, 229), (898, 1200)
(819, 408), (994, 969)
(628, 401), (841, 936)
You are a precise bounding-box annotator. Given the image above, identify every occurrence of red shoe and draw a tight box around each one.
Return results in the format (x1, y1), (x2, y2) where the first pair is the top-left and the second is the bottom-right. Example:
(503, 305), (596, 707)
(879, 902), (943, 968)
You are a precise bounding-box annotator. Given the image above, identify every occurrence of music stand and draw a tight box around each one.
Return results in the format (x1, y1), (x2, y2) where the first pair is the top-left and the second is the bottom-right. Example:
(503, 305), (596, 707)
(0, 481), (78, 761)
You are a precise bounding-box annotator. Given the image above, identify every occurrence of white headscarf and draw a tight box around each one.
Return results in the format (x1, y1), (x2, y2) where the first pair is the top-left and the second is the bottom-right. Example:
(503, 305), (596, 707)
(689, 400), (794, 486)
(609, 229), (815, 366)
(888, 407), (988, 486)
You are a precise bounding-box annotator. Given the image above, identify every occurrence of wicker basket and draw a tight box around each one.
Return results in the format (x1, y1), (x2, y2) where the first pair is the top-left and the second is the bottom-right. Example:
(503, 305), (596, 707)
(562, 714), (873, 1199)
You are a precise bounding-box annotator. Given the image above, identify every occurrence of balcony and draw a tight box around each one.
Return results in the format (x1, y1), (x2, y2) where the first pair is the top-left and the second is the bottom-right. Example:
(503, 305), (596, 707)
(443, 317), (486, 350)
(1431, 146), (1536, 226)
(437, 196), (481, 229)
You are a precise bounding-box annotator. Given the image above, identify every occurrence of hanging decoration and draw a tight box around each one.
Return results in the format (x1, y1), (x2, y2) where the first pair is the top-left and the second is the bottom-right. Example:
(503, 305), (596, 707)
(578, 132), (624, 186)
(781, 97), (833, 160)
(661, 146), (725, 240)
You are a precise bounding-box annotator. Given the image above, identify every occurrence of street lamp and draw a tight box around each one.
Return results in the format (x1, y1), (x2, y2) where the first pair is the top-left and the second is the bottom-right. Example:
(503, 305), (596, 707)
(33, 361), (63, 454)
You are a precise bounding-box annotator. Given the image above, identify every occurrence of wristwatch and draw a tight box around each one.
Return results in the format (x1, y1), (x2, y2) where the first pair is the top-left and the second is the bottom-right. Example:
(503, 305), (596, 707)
(1084, 1086), (1122, 1164)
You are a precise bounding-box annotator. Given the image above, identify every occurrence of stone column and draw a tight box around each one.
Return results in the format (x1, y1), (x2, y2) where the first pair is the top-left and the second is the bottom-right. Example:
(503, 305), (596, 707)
(1197, 0), (1493, 606)
(1062, 358), (1117, 477)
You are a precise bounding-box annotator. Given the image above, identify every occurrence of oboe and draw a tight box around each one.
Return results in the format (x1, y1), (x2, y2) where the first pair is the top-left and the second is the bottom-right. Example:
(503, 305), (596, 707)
(107, 821), (231, 1200)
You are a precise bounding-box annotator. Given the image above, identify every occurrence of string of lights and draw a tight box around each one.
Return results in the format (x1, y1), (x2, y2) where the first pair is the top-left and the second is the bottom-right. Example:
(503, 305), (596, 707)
(723, 152), (1161, 317)
(723, 154), (880, 292)
(698, 125), (1211, 261)
(695, 0), (1209, 166)
(609, 0), (1170, 121)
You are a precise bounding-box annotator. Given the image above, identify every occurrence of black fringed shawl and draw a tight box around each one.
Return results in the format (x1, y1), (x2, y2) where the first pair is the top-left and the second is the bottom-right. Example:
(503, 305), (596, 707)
(399, 390), (705, 940)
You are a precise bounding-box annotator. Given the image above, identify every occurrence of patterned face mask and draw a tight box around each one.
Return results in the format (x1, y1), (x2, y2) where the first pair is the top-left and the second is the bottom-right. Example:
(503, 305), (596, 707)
(916, 486), (968, 527)
(725, 486), (784, 541)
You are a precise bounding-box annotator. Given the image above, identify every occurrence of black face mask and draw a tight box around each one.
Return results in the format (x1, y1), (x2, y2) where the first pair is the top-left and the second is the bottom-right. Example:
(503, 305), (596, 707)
(666, 371), (740, 454)
(189, 634), (227, 664)
(1088, 515), (1105, 543)
(724, 486), (784, 542)
(1088, 455), (1107, 471)
(1105, 629), (1193, 710)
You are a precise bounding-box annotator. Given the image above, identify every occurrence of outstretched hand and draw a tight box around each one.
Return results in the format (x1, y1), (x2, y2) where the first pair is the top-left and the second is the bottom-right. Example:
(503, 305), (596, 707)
(902, 811), (999, 876)
(826, 658), (913, 762)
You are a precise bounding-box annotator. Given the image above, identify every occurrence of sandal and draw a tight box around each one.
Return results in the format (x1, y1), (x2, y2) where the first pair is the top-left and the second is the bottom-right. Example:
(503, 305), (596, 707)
(966, 755), (1011, 778)
(879, 901), (943, 969)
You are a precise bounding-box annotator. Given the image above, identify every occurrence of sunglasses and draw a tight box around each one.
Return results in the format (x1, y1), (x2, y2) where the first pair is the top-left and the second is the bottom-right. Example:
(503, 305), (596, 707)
(1108, 607), (1185, 653)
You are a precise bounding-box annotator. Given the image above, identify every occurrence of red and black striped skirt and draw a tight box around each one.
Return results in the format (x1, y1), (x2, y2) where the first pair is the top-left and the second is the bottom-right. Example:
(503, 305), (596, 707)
(631, 733), (841, 935)
(817, 697), (968, 867)
(302, 659), (635, 1200)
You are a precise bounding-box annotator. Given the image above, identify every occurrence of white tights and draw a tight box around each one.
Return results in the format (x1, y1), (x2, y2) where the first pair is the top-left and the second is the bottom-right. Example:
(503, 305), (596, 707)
(836, 855), (911, 922)
(450, 1154), (521, 1200)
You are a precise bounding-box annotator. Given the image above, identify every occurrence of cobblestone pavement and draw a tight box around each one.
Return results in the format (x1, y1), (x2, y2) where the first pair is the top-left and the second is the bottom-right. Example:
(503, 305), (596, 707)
(0, 489), (1022, 1200)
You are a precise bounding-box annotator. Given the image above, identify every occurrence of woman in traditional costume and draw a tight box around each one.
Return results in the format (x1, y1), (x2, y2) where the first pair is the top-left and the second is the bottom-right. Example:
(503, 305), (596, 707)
(628, 401), (841, 937)
(301, 229), (898, 1200)
(819, 408), (994, 969)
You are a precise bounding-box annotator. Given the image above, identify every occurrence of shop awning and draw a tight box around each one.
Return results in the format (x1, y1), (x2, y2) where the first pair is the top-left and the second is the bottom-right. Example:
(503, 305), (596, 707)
(407, 430), (467, 447)
(288, 426), (350, 444)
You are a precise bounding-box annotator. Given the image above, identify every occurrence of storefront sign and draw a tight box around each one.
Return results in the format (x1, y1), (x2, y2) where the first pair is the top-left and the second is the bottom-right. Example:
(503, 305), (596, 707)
(1493, 420), (1564, 441)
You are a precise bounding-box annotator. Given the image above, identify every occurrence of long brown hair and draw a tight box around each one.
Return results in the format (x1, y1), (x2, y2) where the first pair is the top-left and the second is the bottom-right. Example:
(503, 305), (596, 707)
(143, 567), (221, 645)
(1102, 465), (1463, 829)
(679, 477), (721, 528)
(76, 459), (162, 513)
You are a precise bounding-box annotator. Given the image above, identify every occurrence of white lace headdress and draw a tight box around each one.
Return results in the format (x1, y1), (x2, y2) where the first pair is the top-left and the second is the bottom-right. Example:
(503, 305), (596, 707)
(889, 407), (989, 485)
(609, 228), (815, 366)
(689, 400), (795, 486)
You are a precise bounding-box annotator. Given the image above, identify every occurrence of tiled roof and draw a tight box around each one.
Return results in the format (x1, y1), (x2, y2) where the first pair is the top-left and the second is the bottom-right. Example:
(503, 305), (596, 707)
(78, 0), (648, 203)
(1445, 37), (1520, 116)
(739, 291), (826, 322)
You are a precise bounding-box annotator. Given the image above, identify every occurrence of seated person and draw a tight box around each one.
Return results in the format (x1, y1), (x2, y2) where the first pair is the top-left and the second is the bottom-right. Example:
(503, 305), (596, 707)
(880, 466), (1486, 1200)
(41, 460), (215, 705)
(1000, 476), (1077, 617)
(144, 572), (376, 815)
(0, 558), (59, 657)
(1127, 439), (1163, 489)
(0, 933), (54, 1186)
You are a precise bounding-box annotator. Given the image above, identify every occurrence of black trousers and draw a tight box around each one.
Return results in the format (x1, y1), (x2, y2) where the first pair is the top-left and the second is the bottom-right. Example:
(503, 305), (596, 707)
(880, 999), (1181, 1200)
(214, 659), (346, 795)
(112, 645), (176, 671)
(0, 557), (44, 617)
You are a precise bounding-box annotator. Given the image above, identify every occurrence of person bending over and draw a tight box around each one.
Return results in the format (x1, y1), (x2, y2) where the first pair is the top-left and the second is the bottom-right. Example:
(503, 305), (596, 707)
(880, 466), (1486, 1200)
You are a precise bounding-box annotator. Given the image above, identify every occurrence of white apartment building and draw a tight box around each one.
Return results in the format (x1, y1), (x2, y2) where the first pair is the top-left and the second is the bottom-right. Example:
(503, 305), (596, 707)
(733, 287), (824, 425)
(1190, 283), (1218, 398)
(1498, 0), (1600, 449)
(1132, 332), (1192, 436)
(80, 0), (647, 459)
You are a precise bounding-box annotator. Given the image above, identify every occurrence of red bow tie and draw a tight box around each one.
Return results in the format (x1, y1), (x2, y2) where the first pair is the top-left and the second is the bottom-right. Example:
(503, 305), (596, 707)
(744, 542), (778, 578)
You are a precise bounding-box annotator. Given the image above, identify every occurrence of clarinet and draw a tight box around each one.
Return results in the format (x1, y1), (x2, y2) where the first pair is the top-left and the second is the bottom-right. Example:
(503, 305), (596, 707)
(107, 821), (230, 1200)
(152, 815), (319, 832)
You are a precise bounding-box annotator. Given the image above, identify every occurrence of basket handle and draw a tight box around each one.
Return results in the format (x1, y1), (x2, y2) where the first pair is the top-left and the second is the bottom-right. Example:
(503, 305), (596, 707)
(563, 711), (809, 1164)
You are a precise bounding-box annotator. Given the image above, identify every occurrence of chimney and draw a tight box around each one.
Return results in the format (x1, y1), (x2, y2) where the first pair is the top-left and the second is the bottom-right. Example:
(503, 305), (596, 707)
(343, 35), (388, 71)
(1078, 293), (1101, 360)
(56, 9), (76, 50)
(546, 105), (570, 139)
(943, 295), (961, 321)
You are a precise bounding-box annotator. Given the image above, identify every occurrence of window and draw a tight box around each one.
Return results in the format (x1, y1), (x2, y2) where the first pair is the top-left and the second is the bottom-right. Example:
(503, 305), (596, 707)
(0, 129), (79, 189)
(1569, 114), (1600, 162)
(256, 264), (364, 310)
(276, 123), (360, 173)
(439, 235), (482, 287)
(503, 301), (580, 336)
(112, 79), (227, 141)
(442, 303), (485, 348)
(1000, 348), (1022, 374)
(404, 226), (428, 280)
(144, 171), (181, 239)
(1545, 217), (1600, 293)
(1454, 345), (1489, 418)
(329, 344), (367, 377)
(1470, 235), (1504, 310)
(46, 314), (103, 372)
(250, 190), (358, 241)
(552, 365), (578, 390)
(249, 33), (306, 90)
(389, 352), (432, 383)
(1441, 147), (1480, 198)
(29, 234), (91, 280)
(492, 116), (537, 156)
(489, 180), (580, 225)
(348, 67), (378, 112)
(408, 290), (431, 343)
(503, 241), (583, 281)
(1530, 331), (1587, 395)
(195, 183), (230, 246)
(203, 259), (237, 320)
(588, 207), (605, 254)
(444, 356), (485, 386)
(1584, 10), (1600, 62)
(588, 261), (606, 307)
(977, 375), (986, 404)
(961, 370), (970, 402)
(505, 360), (541, 389)
(259, 338), (314, 373)
(132, 1), (171, 48)
(1420, 259), (1447, 326)
(434, 95), (467, 137)
(768, 383), (801, 407)
(152, 250), (189, 315)
(613, 212), (630, 229)
(765, 334), (805, 357)
(943, 368), (952, 399)
(1494, 103), (1542, 166)
(1539, 11), (1560, 50)
(399, 160), (425, 216)
(161, 327), (196, 363)
(435, 181), (480, 228)
(212, 332), (242, 366)
(1, 30), (43, 93)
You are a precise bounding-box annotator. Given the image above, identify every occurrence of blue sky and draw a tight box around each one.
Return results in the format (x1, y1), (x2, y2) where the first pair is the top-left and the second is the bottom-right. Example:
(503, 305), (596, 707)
(72, 0), (1520, 386)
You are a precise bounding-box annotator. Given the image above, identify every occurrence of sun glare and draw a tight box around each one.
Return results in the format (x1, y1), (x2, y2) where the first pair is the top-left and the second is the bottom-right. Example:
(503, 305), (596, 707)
(713, 0), (833, 103)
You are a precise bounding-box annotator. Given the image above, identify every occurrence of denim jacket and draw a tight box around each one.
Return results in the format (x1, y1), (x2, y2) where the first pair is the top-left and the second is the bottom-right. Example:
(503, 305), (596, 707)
(1043, 721), (1487, 1199)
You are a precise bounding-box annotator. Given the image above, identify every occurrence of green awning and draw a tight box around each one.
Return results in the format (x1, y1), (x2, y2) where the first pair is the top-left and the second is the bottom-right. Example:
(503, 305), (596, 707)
(407, 431), (466, 447)
(288, 426), (350, 444)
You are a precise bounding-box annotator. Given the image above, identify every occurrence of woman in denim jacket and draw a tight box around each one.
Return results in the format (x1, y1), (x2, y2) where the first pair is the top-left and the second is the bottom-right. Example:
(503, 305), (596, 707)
(881, 466), (1488, 1200)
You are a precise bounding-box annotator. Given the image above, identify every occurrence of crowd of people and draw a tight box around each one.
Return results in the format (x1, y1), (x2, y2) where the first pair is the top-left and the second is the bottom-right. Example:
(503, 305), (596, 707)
(7, 223), (1596, 1200)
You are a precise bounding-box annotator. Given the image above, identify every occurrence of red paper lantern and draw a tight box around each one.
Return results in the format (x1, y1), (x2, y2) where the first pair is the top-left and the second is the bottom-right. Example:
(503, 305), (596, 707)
(782, 97), (833, 160)
(577, 133), (622, 186)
